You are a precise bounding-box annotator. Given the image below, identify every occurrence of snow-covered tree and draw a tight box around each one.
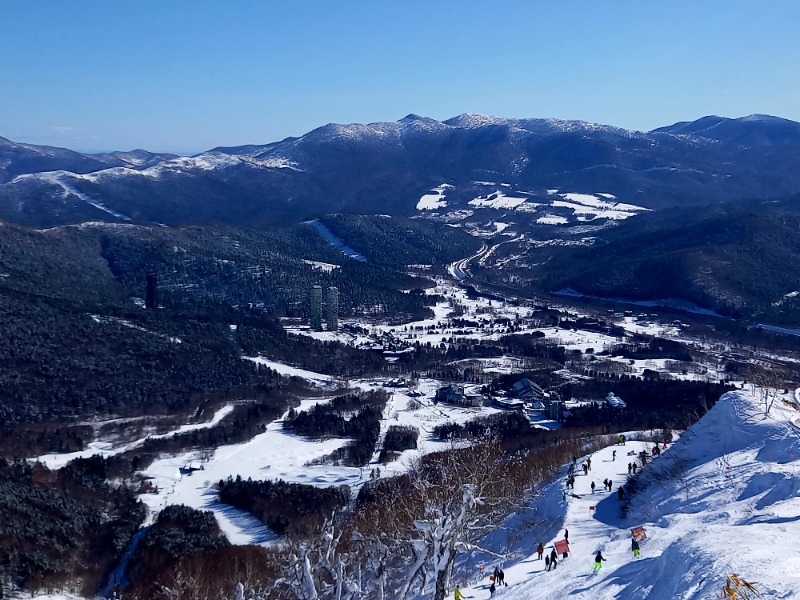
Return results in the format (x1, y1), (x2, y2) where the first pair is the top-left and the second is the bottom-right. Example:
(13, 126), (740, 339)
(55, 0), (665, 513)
(385, 435), (522, 600)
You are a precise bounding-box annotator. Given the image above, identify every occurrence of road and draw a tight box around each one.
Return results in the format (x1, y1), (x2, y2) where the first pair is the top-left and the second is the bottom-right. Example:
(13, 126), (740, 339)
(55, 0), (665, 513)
(448, 235), (525, 280)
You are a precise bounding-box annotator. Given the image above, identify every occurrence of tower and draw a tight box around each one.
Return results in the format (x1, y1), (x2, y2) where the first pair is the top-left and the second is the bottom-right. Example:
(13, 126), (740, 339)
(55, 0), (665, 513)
(145, 270), (158, 310)
(309, 285), (323, 331)
(326, 286), (339, 332)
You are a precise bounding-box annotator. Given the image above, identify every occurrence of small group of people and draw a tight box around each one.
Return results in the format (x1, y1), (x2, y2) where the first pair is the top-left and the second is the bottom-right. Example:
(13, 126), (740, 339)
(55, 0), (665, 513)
(488, 565), (507, 595)
(627, 462), (638, 475)
(544, 547), (559, 571)
(591, 478), (614, 494)
(651, 445), (661, 456)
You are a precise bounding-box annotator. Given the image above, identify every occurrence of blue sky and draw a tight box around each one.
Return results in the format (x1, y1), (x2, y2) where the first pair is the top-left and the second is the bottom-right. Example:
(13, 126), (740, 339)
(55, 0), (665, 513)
(1, 0), (798, 153)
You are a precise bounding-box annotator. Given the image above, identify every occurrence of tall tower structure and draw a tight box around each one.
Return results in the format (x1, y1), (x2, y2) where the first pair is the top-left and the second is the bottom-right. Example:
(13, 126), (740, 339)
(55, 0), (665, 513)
(326, 286), (339, 332)
(309, 285), (323, 331)
(145, 270), (158, 310)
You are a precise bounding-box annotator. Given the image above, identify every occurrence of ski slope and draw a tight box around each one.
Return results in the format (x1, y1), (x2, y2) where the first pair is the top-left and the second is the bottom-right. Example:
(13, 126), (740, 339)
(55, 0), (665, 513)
(451, 391), (800, 599)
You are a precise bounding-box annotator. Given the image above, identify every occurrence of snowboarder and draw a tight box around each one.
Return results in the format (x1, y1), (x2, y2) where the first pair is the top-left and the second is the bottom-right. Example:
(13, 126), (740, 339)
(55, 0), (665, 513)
(632, 538), (641, 558)
(612, 450), (616, 461)
(545, 554), (551, 571)
(454, 585), (464, 600)
(537, 542), (545, 560)
(591, 481), (596, 494)
(593, 551), (606, 572)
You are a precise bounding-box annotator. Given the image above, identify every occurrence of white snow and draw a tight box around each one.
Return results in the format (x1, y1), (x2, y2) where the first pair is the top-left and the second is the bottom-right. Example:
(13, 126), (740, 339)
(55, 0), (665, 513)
(35, 404), (236, 470)
(452, 390), (800, 599)
(302, 259), (340, 272)
(244, 356), (336, 385)
(417, 184), (453, 210)
(468, 191), (530, 210)
(492, 222), (510, 233)
(13, 171), (133, 220)
(537, 214), (569, 225)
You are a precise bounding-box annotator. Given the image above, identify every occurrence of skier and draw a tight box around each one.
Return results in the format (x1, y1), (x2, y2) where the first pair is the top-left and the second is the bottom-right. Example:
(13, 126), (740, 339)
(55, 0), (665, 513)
(550, 548), (558, 569)
(545, 554), (551, 571)
(587, 457), (592, 471)
(618, 486), (625, 501)
(454, 585), (464, 600)
(498, 568), (506, 586)
(537, 542), (545, 560)
(564, 529), (569, 543)
(582, 463), (588, 475)
(621, 434), (626, 444)
(591, 481), (596, 494)
(489, 580), (496, 596)
(593, 551), (606, 572)
(627, 462), (632, 475)
(632, 537), (641, 558)
(612, 450), (616, 461)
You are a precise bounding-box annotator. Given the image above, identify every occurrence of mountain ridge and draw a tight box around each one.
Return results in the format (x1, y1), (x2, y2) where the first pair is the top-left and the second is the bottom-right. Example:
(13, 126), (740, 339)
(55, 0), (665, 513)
(2, 112), (800, 229)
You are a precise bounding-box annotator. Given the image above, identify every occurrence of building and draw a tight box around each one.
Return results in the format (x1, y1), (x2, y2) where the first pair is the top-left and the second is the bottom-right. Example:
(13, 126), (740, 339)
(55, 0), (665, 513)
(309, 285), (323, 330)
(511, 378), (546, 401)
(435, 384), (484, 407)
(326, 286), (339, 331)
(145, 270), (158, 310)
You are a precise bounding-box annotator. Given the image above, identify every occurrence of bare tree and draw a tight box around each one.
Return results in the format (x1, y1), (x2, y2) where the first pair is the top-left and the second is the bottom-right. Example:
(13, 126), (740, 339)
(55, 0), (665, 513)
(746, 364), (785, 417)
(379, 435), (522, 600)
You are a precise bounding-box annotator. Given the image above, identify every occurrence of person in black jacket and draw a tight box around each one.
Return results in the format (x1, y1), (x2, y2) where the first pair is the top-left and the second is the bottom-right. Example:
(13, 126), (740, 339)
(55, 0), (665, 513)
(593, 551), (606, 572)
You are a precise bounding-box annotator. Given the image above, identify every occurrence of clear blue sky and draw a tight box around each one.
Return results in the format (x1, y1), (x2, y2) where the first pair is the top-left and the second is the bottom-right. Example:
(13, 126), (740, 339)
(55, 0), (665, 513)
(1, 0), (798, 154)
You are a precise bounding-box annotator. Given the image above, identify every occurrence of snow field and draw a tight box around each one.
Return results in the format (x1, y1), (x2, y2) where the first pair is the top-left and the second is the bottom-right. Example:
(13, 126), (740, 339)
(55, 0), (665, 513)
(452, 392), (800, 599)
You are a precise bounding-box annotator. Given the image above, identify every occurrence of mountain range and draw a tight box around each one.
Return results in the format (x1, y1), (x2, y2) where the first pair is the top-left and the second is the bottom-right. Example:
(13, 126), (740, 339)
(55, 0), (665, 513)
(2, 113), (800, 229)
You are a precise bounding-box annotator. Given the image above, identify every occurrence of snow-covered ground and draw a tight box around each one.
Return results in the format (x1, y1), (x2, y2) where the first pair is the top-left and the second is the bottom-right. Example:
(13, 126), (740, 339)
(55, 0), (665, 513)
(451, 390), (800, 599)
(123, 369), (508, 546)
(285, 280), (729, 384)
(417, 184), (453, 210)
(548, 191), (650, 221)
